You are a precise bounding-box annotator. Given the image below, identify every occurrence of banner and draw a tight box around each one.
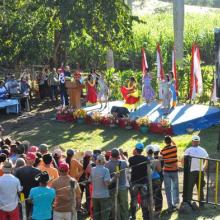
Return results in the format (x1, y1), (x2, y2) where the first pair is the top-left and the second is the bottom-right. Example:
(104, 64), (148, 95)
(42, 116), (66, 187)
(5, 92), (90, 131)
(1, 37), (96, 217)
(189, 44), (203, 100)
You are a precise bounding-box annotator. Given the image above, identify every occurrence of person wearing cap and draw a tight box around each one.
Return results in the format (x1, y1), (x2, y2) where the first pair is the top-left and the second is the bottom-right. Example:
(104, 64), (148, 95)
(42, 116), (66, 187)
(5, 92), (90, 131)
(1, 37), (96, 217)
(105, 148), (129, 220)
(38, 153), (59, 187)
(38, 143), (49, 155)
(52, 162), (81, 220)
(15, 152), (41, 218)
(184, 135), (208, 206)
(89, 154), (116, 220)
(146, 145), (162, 215)
(161, 135), (179, 212)
(29, 171), (56, 220)
(0, 160), (22, 220)
(128, 142), (150, 220)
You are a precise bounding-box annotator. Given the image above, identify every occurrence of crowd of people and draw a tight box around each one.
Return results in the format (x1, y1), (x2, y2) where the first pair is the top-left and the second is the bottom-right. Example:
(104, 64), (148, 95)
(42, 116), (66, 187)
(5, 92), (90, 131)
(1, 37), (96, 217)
(0, 129), (209, 220)
(36, 65), (109, 108)
(0, 74), (31, 111)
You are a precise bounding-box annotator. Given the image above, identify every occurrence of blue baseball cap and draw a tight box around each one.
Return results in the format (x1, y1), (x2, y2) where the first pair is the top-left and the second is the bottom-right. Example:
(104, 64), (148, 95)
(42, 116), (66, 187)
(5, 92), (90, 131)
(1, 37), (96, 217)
(135, 142), (144, 150)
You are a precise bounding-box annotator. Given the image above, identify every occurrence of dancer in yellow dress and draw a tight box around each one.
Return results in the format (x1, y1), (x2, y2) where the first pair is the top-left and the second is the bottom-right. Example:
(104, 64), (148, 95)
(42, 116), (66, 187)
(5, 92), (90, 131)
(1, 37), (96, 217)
(121, 76), (140, 110)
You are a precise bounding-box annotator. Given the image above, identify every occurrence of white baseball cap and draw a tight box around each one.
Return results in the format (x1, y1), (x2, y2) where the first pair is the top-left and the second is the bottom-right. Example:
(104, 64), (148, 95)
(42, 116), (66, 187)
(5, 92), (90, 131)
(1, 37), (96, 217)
(153, 145), (160, 152)
(146, 145), (154, 153)
(192, 135), (200, 142)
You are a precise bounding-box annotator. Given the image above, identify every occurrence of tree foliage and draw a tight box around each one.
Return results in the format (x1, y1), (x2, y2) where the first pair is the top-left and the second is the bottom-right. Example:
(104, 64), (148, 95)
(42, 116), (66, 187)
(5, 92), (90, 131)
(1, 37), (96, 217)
(0, 0), (133, 67)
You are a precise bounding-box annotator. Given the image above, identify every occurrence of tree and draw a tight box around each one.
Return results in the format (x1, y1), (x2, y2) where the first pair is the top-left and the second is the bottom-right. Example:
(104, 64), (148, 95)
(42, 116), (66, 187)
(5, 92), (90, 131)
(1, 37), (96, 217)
(0, 0), (133, 67)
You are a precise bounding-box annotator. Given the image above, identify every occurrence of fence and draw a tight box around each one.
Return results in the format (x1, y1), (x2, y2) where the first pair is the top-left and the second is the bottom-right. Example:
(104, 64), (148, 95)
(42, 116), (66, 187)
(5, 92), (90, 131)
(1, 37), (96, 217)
(182, 155), (220, 206)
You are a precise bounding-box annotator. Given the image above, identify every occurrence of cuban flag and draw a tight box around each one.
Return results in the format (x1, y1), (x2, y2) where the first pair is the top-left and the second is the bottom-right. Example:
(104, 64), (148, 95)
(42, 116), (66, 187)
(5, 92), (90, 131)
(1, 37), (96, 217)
(142, 48), (148, 75)
(189, 44), (203, 100)
(157, 44), (165, 99)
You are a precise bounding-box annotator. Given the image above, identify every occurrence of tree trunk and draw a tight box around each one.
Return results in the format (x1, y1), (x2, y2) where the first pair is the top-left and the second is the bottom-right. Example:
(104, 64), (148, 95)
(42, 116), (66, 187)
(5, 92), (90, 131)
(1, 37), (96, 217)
(106, 49), (114, 69)
(53, 30), (62, 67)
(173, 0), (184, 63)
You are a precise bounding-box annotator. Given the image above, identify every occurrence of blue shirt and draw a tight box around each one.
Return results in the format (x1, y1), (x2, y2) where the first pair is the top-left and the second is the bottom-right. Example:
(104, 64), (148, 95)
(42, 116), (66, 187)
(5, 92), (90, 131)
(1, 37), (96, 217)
(0, 86), (8, 99)
(90, 165), (110, 198)
(29, 186), (55, 220)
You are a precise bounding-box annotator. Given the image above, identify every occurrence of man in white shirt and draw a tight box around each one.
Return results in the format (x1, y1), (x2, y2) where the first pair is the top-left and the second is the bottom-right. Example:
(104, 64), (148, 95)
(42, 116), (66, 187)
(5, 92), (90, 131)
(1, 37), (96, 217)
(184, 135), (208, 206)
(0, 160), (22, 220)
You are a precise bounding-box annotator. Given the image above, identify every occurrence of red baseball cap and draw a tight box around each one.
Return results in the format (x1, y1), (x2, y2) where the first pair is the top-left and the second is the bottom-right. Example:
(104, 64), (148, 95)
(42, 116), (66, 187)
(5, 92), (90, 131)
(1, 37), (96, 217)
(28, 146), (39, 153)
(26, 152), (36, 161)
(58, 162), (69, 173)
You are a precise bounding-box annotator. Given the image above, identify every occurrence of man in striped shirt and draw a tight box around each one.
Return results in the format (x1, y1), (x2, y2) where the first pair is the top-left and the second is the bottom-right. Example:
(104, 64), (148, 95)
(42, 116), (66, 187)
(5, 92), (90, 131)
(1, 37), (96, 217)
(161, 135), (179, 212)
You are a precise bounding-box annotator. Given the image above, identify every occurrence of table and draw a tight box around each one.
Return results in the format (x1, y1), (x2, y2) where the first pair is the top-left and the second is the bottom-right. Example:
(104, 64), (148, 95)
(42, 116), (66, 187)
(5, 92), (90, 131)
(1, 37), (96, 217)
(0, 99), (19, 114)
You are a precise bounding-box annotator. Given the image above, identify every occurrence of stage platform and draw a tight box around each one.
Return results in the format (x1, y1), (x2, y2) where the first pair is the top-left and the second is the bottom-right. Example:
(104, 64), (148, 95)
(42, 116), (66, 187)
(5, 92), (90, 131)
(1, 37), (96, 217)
(83, 101), (220, 135)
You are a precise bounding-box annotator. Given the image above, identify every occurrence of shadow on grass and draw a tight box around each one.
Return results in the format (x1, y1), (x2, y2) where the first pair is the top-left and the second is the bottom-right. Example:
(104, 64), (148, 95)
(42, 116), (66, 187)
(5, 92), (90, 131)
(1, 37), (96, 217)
(1, 113), (165, 152)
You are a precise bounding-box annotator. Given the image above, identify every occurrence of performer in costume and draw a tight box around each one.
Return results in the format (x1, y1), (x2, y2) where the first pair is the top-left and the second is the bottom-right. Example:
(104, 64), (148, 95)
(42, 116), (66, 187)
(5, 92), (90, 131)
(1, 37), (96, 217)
(142, 69), (155, 105)
(96, 72), (109, 108)
(162, 74), (172, 114)
(86, 74), (97, 104)
(169, 71), (177, 108)
(121, 76), (139, 110)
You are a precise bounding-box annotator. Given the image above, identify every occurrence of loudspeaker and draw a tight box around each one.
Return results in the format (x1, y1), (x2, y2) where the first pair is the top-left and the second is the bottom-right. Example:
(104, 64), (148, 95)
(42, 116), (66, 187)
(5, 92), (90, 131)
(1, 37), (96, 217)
(111, 106), (129, 118)
(214, 28), (220, 98)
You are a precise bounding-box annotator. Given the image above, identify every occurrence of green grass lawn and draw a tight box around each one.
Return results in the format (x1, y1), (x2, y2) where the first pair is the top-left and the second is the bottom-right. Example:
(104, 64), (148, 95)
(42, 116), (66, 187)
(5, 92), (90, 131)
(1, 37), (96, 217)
(2, 115), (220, 219)
(7, 117), (220, 159)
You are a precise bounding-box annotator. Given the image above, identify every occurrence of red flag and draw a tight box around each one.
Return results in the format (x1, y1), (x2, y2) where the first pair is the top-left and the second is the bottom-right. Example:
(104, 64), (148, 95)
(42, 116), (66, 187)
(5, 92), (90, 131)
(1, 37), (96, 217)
(189, 44), (203, 100)
(172, 48), (178, 96)
(157, 44), (165, 99)
(141, 48), (148, 75)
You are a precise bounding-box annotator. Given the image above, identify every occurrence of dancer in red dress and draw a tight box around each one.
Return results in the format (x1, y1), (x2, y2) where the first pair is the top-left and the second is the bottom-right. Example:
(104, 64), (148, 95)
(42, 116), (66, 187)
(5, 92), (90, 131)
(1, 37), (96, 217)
(121, 76), (139, 109)
(86, 74), (97, 104)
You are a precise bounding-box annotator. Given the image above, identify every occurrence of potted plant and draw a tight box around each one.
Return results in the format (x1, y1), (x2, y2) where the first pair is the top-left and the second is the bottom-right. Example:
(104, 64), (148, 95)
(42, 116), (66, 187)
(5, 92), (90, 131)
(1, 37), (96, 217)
(160, 118), (171, 129)
(73, 109), (87, 124)
(136, 116), (150, 134)
(91, 112), (102, 125)
(108, 114), (118, 128)
(159, 118), (173, 135)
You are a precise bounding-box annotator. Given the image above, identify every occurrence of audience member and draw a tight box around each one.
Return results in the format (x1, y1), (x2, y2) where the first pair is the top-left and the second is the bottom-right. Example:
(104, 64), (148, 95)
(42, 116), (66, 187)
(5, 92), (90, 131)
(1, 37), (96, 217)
(38, 153), (59, 186)
(128, 142), (150, 220)
(52, 162), (81, 220)
(0, 160), (22, 220)
(105, 148), (129, 220)
(89, 154), (112, 220)
(15, 152), (41, 218)
(0, 80), (8, 99)
(161, 136), (179, 212)
(29, 171), (55, 220)
(184, 135), (209, 207)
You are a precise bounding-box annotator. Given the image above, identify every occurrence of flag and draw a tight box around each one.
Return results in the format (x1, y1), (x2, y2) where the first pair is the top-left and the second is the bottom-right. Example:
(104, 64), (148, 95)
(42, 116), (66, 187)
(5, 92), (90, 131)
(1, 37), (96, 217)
(172, 48), (178, 96)
(141, 48), (148, 75)
(189, 44), (203, 100)
(157, 44), (165, 99)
